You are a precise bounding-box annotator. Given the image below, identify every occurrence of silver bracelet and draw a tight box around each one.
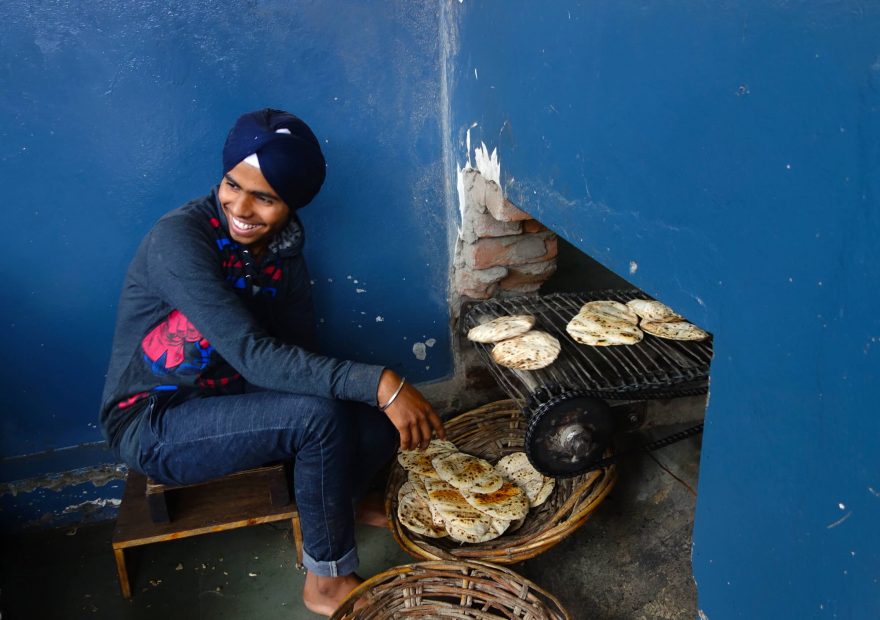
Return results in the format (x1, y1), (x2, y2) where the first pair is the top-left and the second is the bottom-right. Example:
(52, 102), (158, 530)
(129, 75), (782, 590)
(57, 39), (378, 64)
(379, 377), (406, 411)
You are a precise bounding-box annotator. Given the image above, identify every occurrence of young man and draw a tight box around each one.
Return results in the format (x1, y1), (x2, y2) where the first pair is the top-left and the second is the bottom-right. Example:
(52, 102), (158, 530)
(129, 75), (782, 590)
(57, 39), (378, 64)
(99, 108), (445, 615)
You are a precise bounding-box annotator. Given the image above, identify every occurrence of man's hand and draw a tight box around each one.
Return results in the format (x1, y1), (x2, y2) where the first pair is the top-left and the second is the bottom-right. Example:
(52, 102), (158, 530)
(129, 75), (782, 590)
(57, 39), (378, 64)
(377, 369), (446, 451)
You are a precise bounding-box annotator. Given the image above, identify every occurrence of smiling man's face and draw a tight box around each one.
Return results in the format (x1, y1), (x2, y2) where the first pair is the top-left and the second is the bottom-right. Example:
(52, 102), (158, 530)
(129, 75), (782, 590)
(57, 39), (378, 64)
(217, 160), (290, 256)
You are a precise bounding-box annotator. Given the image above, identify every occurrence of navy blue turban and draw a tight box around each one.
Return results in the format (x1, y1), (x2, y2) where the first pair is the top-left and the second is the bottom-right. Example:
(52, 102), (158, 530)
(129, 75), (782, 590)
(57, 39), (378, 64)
(222, 108), (326, 210)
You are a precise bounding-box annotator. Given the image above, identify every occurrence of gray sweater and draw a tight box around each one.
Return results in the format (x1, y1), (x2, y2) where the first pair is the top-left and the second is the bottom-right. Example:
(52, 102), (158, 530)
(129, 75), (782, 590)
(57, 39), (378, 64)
(99, 189), (383, 453)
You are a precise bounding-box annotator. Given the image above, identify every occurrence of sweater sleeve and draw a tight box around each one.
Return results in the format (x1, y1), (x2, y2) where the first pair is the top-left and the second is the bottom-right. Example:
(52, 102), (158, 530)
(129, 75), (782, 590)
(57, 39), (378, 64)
(145, 214), (383, 404)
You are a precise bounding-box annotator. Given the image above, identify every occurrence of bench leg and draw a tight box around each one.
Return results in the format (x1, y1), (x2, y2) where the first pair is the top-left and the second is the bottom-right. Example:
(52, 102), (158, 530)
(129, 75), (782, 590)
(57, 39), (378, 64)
(114, 547), (132, 599)
(146, 491), (171, 523)
(291, 513), (304, 569)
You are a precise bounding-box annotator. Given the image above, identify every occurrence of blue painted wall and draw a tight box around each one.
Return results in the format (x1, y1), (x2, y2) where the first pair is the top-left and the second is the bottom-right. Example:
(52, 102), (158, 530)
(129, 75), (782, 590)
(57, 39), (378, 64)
(451, 1), (879, 617)
(0, 1), (452, 487)
(4, 1), (879, 614)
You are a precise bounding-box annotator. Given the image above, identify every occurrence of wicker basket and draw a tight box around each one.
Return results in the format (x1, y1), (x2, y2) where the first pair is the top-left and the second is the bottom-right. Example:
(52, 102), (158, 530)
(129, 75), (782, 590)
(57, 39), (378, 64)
(385, 400), (616, 564)
(330, 560), (570, 619)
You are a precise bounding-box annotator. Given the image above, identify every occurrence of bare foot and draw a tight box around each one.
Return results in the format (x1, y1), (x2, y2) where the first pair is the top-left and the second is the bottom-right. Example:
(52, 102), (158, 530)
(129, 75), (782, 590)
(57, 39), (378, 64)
(355, 492), (388, 528)
(302, 571), (364, 616)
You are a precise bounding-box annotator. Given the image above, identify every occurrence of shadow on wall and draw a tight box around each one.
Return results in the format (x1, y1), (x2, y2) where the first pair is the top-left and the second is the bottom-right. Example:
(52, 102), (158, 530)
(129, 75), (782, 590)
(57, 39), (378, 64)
(542, 236), (635, 293)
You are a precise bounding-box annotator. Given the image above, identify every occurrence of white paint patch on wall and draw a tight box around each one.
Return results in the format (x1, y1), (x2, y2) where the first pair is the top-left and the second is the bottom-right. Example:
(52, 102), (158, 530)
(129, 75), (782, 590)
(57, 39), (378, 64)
(62, 498), (121, 514)
(458, 125), (501, 231)
(474, 141), (500, 186)
(412, 342), (428, 360)
(456, 164), (467, 229)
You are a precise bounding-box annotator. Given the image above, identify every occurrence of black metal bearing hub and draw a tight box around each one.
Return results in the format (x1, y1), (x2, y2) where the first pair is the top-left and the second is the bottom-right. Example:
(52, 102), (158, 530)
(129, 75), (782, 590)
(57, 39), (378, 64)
(524, 393), (616, 478)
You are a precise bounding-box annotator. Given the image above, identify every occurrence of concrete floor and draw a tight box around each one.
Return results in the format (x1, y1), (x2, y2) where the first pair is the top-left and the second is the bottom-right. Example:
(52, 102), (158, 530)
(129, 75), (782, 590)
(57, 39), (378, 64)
(0, 425), (700, 620)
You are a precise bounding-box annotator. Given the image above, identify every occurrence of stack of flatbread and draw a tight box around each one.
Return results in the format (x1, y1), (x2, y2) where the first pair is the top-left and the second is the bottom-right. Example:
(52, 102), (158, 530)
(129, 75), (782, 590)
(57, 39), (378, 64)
(467, 314), (561, 370)
(566, 300), (643, 346)
(396, 440), (555, 544)
(565, 298), (709, 345)
(625, 299), (709, 341)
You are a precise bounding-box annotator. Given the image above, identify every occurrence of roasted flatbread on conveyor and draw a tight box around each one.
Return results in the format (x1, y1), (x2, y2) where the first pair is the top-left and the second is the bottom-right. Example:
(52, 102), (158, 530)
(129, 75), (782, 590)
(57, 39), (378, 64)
(579, 300), (639, 324)
(432, 452), (504, 494)
(566, 311), (644, 346)
(467, 314), (536, 343)
(495, 452), (556, 508)
(397, 485), (447, 538)
(460, 480), (529, 521)
(640, 319), (709, 341)
(491, 330), (561, 370)
(567, 299), (644, 347)
(626, 299), (682, 322)
(397, 439), (458, 478)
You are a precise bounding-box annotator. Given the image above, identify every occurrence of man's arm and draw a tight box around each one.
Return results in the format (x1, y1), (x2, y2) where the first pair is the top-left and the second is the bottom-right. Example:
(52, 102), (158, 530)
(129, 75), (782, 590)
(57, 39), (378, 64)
(146, 214), (382, 404)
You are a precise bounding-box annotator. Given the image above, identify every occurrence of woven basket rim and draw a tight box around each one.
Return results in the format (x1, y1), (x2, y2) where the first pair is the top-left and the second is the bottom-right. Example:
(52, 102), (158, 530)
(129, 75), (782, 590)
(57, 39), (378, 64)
(385, 399), (616, 565)
(330, 559), (571, 620)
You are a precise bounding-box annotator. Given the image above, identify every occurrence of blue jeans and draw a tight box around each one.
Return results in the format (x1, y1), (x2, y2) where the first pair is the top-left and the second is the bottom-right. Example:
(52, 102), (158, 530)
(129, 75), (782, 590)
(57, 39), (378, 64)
(121, 390), (398, 577)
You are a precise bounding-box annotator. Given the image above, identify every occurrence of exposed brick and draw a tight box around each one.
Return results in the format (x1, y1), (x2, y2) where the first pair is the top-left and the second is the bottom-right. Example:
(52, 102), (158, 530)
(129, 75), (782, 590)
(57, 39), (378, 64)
(485, 179), (531, 222)
(458, 284), (499, 299)
(499, 282), (544, 295)
(465, 235), (549, 269)
(461, 207), (522, 243)
(453, 265), (507, 299)
(456, 265), (508, 286)
(498, 260), (558, 288)
(518, 259), (557, 276)
(522, 219), (549, 233)
(473, 212), (522, 239)
(543, 235), (559, 260)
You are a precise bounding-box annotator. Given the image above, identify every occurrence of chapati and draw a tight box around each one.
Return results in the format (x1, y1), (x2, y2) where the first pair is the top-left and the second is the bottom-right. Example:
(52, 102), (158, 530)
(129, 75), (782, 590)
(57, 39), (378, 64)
(407, 471), (430, 500)
(424, 478), (494, 541)
(467, 314), (536, 343)
(626, 299), (682, 322)
(532, 477), (556, 507)
(640, 319), (709, 341)
(460, 480), (529, 521)
(566, 311), (643, 346)
(397, 480), (418, 505)
(495, 452), (555, 507)
(444, 519), (505, 544)
(491, 330), (561, 370)
(579, 300), (639, 324)
(432, 452), (504, 494)
(397, 439), (459, 477)
(397, 487), (447, 538)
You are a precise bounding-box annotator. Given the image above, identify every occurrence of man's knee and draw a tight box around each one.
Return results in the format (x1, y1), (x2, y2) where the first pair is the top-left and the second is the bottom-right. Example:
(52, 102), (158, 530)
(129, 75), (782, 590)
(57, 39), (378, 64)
(298, 396), (352, 443)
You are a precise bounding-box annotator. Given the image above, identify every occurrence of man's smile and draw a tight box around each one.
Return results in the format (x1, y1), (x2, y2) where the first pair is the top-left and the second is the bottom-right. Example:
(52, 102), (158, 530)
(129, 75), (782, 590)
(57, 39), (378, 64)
(228, 213), (263, 233)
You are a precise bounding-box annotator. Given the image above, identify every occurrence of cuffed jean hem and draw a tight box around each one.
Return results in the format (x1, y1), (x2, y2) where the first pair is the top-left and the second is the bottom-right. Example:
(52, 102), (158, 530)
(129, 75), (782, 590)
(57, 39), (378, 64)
(302, 545), (359, 577)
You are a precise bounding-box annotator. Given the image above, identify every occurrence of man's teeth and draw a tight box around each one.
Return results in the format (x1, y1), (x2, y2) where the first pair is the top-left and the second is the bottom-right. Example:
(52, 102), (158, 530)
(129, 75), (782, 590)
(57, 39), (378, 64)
(232, 216), (258, 230)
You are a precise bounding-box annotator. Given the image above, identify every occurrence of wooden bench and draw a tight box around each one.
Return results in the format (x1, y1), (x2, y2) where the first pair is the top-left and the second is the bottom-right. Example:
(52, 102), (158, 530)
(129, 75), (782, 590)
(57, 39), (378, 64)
(111, 464), (303, 599)
(144, 463), (292, 523)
